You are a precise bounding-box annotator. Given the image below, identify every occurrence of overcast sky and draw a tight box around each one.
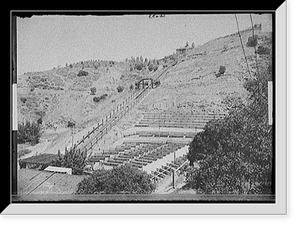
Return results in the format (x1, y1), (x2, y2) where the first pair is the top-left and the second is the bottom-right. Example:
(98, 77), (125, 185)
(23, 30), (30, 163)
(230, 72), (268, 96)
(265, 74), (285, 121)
(17, 13), (272, 75)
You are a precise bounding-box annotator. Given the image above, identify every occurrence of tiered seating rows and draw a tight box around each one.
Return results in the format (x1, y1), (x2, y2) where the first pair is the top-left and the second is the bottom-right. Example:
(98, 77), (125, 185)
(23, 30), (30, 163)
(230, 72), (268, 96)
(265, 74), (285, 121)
(135, 131), (197, 138)
(103, 142), (164, 167)
(129, 143), (183, 169)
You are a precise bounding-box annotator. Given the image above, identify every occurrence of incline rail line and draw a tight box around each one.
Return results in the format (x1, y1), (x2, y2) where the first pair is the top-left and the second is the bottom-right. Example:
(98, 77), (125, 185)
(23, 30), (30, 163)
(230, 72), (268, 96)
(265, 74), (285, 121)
(73, 60), (178, 157)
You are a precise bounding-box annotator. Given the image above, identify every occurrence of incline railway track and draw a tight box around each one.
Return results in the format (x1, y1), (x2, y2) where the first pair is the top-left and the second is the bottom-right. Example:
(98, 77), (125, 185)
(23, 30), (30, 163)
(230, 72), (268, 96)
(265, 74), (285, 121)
(73, 60), (178, 157)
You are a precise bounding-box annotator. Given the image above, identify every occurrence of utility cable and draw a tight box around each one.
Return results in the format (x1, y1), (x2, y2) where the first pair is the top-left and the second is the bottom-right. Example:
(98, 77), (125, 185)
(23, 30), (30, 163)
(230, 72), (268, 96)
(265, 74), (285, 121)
(249, 13), (261, 78)
(234, 14), (252, 78)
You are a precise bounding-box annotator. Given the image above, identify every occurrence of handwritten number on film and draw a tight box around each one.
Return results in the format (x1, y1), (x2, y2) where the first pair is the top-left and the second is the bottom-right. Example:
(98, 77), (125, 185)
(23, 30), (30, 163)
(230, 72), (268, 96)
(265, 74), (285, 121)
(149, 14), (165, 18)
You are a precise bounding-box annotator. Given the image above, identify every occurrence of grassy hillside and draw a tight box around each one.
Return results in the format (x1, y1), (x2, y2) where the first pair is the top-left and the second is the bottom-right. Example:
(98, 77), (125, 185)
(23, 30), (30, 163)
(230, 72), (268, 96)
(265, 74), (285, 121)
(17, 25), (272, 158)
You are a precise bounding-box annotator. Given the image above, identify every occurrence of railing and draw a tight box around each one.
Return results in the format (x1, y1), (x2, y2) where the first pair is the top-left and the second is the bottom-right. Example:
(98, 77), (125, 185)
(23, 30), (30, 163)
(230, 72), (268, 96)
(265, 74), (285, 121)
(72, 60), (178, 157)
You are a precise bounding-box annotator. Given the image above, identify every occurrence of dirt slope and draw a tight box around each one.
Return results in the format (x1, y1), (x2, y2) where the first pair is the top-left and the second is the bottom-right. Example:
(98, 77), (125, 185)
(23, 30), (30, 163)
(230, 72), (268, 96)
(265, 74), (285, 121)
(17, 26), (272, 157)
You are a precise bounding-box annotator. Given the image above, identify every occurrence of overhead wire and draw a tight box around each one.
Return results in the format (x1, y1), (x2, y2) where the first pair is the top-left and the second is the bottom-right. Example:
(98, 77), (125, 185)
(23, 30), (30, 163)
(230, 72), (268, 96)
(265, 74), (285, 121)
(234, 14), (252, 78)
(249, 13), (261, 78)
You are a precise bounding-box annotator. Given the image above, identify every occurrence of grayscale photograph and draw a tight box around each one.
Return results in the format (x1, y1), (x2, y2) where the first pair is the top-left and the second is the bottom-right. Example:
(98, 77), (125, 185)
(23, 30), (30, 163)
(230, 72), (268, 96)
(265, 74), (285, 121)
(13, 12), (275, 203)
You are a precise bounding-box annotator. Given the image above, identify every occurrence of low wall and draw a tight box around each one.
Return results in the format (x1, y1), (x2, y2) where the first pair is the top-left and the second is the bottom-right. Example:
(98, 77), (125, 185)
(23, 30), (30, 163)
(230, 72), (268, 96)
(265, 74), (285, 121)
(142, 145), (189, 174)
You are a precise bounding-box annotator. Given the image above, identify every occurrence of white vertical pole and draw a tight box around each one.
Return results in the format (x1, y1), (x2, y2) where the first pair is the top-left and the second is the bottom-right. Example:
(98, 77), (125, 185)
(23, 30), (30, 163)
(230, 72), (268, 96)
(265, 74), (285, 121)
(268, 81), (273, 125)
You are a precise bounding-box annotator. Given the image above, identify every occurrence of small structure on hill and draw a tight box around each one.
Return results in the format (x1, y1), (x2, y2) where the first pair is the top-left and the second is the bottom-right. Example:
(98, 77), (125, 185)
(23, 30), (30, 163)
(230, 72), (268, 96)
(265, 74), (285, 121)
(135, 78), (160, 90)
(176, 42), (194, 55)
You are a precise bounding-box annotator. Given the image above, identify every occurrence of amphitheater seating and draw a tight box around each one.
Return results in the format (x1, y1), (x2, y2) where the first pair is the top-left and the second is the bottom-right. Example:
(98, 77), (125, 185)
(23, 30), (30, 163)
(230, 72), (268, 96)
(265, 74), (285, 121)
(101, 141), (186, 172)
(135, 111), (227, 129)
(134, 130), (197, 139)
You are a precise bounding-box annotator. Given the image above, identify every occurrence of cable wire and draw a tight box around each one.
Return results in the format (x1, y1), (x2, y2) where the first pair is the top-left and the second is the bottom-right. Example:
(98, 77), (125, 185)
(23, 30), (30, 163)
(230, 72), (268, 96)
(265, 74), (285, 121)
(234, 14), (252, 78)
(249, 13), (261, 78)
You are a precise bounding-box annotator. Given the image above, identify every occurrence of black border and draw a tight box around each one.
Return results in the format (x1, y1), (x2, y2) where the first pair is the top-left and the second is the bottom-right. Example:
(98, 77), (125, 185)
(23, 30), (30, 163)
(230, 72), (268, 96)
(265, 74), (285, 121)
(6, 9), (279, 209)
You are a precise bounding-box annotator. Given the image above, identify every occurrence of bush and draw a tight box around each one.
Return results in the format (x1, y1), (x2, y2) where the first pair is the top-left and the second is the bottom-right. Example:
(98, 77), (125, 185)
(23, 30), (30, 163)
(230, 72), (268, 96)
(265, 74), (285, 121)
(135, 62), (144, 71)
(93, 94), (107, 103)
(219, 65), (226, 74)
(90, 87), (96, 95)
(77, 70), (89, 77)
(52, 147), (87, 175)
(17, 121), (42, 145)
(20, 97), (27, 103)
(216, 65), (226, 78)
(256, 46), (270, 55)
(246, 35), (258, 47)
(76, 164), (156, 194)
(93, 97), (101, 103)
(67, 120), (75, 128)
(117, 85), (124, 93)
(37, 117), (43, 125)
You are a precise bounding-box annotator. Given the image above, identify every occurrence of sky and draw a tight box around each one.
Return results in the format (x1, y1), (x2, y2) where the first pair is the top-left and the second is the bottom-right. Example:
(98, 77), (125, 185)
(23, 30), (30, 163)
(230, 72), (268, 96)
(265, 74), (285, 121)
(17, 13), (272, 75)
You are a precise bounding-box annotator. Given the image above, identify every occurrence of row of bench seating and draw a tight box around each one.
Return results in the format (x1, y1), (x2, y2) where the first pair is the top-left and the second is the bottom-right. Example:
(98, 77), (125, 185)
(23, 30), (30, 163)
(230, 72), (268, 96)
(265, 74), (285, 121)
(129, 143), (183, 169)
(151, 155), (188, 182)
(135, 131), (197, 138)
(103, 142), (164, 168)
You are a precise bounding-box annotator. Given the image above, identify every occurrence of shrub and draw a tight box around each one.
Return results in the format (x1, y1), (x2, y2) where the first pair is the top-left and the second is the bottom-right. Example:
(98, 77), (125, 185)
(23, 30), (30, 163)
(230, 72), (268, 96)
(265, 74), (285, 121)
(90, 87), (97, 95)
(256, 46), (270, 55)
(67, 121), (75, 128)
(148, 64), (154, 71)
(77, 70), (89, 77)
(246, 35), (258, 47)
(17, 121), (42, 145)
(117, 85), (124, 93)
(52, 147), (87, 175)
(93, 97), (101, 103)
(135, 62), (144, 71)
(76, 164), (156, 194)
(20, 97), (27, 103)
(215, 65), (226, 78)
(219, 65), (226, 74)
(93, 94), (107, 103)
(37, 117), (43, 125)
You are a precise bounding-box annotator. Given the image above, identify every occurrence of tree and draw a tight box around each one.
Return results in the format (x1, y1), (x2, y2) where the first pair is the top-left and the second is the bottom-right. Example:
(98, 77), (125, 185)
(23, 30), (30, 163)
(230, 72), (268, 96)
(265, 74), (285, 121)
(90, 87), (97, 95)
(37, 117), (43, 125)
(52, 146), (87, 175)
(186, 56), (273, 194)
(135, 62), (143, 71)
(215, 65), (226, 78)
(117, 85), (124, 93)
(246, 35), (258, 47)
(77, 70), (89, 77)
(17, 121), (42, 145)
(76, 164), (156, 194)
(67, 120), (75, 128)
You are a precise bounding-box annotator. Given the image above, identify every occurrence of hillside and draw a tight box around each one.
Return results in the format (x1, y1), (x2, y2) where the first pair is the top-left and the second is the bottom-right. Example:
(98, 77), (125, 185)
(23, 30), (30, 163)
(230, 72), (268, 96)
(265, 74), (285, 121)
(17, 25), (272, 160)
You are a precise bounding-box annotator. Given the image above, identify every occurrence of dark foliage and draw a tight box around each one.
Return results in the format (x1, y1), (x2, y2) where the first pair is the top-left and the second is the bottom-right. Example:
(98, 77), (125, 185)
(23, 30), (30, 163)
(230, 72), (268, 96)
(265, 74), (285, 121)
(186, 58), (273, 194)
(256, 46), (271, 55)
(117, 85), (124, 93)
(77, 70), (89, 77)
(67, 120), (75, 128)
(90, 87), (97, 95)
(246, 35), (258, 47)
(17, 121), (42, 145)
(76, 164), (156, 194)
(52, 147), (87, 175)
